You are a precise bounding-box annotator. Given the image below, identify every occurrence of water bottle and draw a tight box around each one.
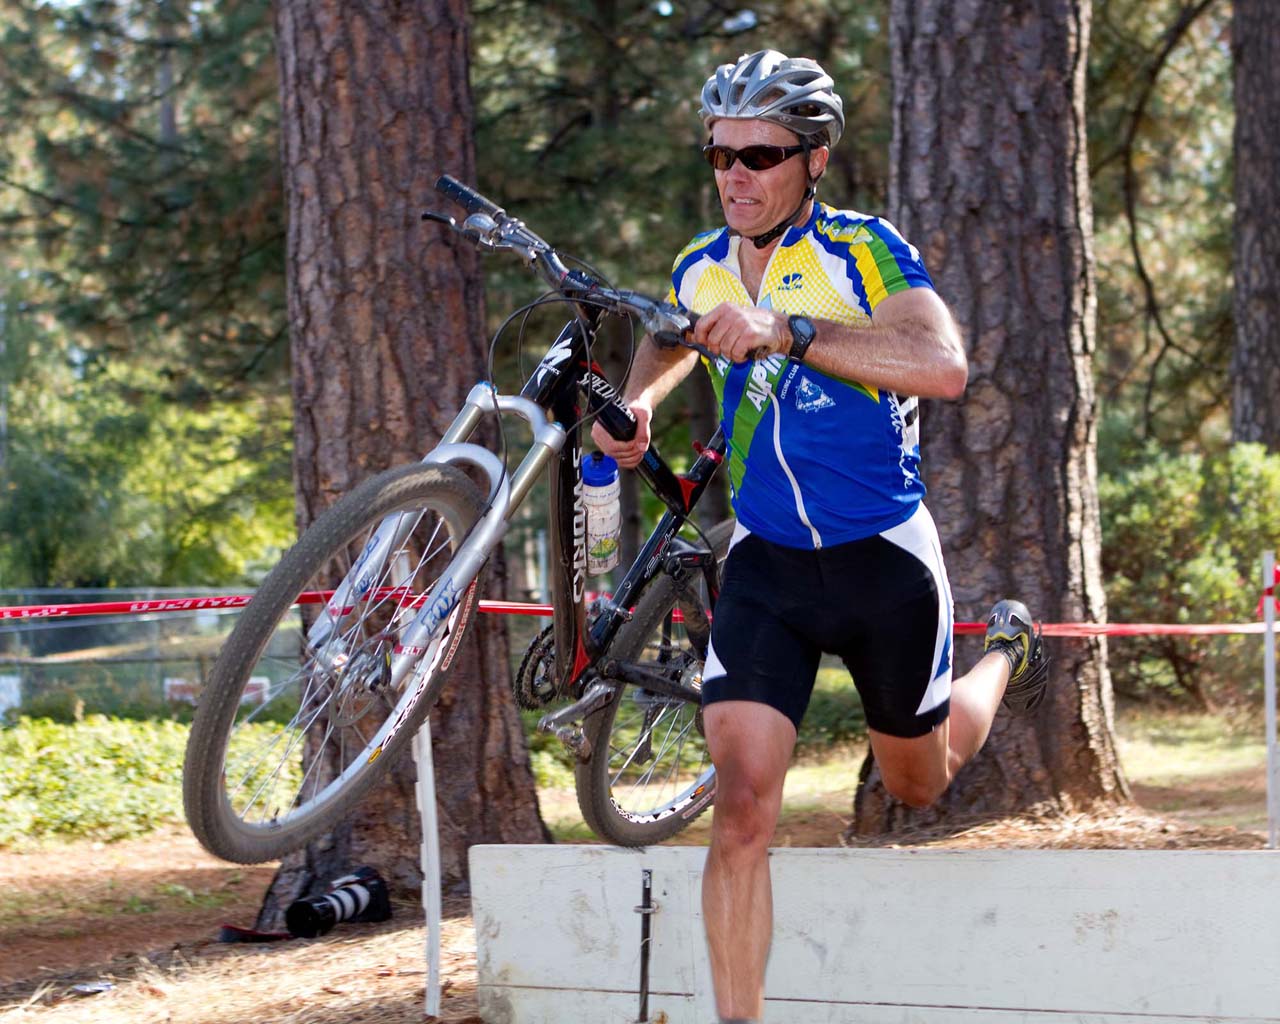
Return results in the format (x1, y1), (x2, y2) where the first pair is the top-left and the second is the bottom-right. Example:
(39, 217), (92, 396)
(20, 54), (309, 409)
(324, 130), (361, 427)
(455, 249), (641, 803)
(581, 452), (621, 576)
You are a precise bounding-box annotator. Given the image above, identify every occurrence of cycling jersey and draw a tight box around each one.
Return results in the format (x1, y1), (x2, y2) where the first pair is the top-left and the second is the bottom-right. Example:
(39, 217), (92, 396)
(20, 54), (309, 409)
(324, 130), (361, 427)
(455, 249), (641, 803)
(668, 202), (935, 549)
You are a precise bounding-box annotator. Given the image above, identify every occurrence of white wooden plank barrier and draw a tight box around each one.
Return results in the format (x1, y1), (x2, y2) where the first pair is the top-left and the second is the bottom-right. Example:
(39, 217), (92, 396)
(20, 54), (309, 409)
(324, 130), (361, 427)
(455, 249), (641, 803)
(470, 844), (1280, 1024)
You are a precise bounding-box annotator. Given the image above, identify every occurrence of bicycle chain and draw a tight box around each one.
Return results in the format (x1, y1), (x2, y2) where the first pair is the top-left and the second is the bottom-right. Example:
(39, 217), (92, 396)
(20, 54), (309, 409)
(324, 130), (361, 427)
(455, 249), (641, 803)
(512, 622), (558, 709)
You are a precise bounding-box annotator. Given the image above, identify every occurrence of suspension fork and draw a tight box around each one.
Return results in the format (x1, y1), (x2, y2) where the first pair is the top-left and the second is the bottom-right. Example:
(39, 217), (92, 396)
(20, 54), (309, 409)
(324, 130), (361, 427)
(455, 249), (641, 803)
(307, 385), (565, 678)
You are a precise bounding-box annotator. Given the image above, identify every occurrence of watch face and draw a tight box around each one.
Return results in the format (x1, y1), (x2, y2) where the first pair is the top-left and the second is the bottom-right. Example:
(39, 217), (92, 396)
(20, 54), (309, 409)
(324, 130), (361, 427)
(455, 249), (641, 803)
(788, 315), (815, 360)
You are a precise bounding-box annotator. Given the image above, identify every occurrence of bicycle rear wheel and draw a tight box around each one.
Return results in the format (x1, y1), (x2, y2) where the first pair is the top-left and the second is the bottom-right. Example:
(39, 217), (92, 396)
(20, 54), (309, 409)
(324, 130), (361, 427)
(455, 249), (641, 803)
(575, 520), (733, 846)
(183, 462), (485, 864)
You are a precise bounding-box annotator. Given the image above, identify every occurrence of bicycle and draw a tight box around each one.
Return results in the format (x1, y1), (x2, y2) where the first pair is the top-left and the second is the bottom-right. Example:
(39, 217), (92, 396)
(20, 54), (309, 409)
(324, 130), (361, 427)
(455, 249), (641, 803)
(182, 176), (734, 864)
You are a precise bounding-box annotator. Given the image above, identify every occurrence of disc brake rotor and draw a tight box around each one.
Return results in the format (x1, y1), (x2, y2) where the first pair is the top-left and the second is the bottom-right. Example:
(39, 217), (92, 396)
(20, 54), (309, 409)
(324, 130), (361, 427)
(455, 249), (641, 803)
(328, 636), (396, 727)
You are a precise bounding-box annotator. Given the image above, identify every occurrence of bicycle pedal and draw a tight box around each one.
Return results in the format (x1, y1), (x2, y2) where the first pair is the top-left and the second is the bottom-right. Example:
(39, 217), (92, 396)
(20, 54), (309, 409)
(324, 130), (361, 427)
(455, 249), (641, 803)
(550, 725), (592, 762)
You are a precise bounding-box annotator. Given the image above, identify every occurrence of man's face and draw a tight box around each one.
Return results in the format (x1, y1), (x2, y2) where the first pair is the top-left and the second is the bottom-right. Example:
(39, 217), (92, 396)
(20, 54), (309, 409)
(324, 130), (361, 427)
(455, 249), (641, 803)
(710, 119), (828, 240)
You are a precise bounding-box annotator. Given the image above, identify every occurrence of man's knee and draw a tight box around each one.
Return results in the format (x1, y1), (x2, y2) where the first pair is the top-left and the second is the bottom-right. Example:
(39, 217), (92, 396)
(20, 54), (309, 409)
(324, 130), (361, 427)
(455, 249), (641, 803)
(881, 770), (948, 809)
(712, 777), (781, 850)
(869, 726), (951, 809)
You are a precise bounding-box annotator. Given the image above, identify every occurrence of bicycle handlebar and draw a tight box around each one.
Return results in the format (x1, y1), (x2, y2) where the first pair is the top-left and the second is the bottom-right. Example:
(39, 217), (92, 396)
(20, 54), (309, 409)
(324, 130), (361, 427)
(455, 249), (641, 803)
(429, 176), (711, 358)
(435, 175), (506, 221)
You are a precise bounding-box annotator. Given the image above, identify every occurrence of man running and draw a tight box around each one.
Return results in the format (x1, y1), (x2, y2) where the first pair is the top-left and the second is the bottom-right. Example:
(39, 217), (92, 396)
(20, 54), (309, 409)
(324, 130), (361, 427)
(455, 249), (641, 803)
(592, 49), (1050, 1024)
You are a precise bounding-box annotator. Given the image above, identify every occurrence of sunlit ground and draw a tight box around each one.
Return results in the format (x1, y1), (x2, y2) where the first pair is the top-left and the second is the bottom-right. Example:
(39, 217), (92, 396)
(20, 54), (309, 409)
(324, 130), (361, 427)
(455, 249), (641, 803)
(537, 707), (1271, 841)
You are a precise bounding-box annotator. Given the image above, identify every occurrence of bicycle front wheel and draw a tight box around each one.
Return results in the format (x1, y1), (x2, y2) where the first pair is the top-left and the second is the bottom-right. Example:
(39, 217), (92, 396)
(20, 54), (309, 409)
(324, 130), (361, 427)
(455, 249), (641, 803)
(575, 520), (733, 846)
(183, 462), (485, 864)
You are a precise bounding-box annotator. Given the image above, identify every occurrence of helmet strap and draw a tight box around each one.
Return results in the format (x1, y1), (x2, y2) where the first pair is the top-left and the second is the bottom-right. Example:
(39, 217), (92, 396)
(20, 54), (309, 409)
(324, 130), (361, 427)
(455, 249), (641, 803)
(740, 138), (818, 250)
(747, 183), (815, 249)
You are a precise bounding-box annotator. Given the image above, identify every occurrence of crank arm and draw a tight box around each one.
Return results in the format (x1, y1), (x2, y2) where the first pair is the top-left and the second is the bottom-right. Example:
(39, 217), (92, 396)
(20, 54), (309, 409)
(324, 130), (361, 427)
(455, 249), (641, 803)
(537, 680), (617, 761)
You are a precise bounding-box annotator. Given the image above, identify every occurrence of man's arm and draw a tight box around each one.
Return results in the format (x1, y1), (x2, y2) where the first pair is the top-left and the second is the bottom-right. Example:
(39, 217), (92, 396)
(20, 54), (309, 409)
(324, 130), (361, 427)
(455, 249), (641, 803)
(693, 288), (968, 400)
(590, 339), (700, 468)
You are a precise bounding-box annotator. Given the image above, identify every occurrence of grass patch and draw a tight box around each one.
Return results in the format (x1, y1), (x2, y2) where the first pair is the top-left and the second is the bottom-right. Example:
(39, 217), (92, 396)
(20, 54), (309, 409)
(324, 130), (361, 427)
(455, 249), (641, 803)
(784, 741), (865, 804)
(1114, 706), (1267, 785)
(0, 877), (245, 929)
(4, 688), (1262, 853)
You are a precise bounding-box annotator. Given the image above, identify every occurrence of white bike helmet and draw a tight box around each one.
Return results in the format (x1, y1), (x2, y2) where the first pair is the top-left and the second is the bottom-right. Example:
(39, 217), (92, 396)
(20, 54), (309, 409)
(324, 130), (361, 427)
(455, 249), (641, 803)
(699, 50), (845, 148)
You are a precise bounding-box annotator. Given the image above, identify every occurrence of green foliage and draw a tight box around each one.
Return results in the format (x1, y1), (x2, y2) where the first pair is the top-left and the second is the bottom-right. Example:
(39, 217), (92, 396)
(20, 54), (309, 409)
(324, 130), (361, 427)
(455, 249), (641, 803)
(0, 0), (293, 589)
(1100, 443), (1280, 707)
(797, 667), (867, 751)
(0, 713), (300, 846)
(0, 330), (295, 586)
(473, 0), (891, 303)
(0, 0), (293, 588)
(521, 711), (577, 789)
(0, 0), (286, 398)
(1089, 0), (1235, 462)
(0, 714), (189, 845)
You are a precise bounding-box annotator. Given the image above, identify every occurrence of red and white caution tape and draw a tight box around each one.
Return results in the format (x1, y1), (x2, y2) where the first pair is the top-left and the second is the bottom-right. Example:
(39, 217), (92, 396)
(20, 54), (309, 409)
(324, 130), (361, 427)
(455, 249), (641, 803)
(0, 593), (1274, 636)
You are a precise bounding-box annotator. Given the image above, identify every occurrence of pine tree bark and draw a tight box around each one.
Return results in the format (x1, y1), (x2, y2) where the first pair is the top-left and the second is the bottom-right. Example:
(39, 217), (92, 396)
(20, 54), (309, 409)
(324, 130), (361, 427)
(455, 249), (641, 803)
(1230, 0), (1280, 450)
(258, 0), (546, 925)
(852, 0), (1127, 835)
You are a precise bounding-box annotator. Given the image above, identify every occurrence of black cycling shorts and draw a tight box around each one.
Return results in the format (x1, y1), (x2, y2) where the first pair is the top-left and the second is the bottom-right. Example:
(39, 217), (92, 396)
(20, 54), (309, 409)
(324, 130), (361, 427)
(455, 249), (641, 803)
(702, 505), (954, 739)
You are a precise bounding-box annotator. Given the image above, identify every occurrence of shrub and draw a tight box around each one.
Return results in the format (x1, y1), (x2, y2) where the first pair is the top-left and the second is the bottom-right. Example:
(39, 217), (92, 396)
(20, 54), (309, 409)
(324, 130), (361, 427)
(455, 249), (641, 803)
(0, 715), (292, 847)
(1100, 443), (1280, 708)
(0, 715), (189, 846)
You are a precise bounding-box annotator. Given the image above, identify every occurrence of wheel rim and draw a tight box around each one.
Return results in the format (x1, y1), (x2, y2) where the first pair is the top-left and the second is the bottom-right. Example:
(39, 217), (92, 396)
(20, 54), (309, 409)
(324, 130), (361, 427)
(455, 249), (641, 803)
(213, 497), (468, 838)
(604, 610), (716, 826)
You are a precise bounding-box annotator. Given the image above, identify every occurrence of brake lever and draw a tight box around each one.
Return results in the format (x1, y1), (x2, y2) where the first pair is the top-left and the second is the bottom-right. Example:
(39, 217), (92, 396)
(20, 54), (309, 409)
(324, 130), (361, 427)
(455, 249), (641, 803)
(421, 210), (456, 227)
(420, 209), (511, 252)
(654, 331), (709, 359)
(653, 325), (769, 363)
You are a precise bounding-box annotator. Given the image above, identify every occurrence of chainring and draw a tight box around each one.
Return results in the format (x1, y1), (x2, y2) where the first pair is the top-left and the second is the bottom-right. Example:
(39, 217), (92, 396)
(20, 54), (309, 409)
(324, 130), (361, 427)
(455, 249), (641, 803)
(512, 623), (559, 709)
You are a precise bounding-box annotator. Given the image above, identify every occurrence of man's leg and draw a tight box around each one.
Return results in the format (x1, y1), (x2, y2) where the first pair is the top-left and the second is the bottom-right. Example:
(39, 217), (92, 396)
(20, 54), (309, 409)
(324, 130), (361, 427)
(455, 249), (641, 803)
(872, 600), (1051, 807)
(869, 649), (1008, 807)
(702, 700), (797, 1022)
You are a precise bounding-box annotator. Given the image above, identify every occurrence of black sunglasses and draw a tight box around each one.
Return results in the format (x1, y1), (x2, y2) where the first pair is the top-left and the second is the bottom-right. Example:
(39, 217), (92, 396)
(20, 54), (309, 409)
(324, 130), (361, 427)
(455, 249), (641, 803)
(702, 143), (807, 172)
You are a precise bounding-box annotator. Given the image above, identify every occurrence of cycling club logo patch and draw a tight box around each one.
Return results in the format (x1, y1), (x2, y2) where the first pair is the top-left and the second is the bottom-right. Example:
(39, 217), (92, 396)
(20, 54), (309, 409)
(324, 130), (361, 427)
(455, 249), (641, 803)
(795, 376), (834, 412)
(778, 272), (804, 292)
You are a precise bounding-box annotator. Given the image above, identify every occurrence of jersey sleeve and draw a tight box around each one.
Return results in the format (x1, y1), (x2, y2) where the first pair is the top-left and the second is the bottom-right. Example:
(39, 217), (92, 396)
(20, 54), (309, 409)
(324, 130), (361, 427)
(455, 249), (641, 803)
(848, 217), (934, 313)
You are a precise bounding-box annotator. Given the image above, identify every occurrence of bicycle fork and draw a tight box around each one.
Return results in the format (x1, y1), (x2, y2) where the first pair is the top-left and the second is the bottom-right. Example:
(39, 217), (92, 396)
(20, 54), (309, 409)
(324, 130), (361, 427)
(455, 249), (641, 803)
(308, 385), (568, 750)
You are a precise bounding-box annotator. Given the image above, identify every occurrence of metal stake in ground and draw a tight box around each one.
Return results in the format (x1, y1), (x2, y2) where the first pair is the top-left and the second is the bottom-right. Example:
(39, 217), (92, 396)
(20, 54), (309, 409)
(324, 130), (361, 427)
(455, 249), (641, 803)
(635, 868), (657, 1023)
(1265, 550), (1277, 850)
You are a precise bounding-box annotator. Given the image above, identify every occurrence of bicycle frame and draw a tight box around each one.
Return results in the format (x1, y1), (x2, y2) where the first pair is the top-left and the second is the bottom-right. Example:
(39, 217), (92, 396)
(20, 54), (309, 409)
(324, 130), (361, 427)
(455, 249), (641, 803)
(306, 305), (727, 752)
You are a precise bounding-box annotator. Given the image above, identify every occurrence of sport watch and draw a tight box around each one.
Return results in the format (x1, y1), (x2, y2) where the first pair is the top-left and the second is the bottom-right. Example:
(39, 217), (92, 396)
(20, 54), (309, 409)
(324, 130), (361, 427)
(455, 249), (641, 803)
(787, 314), (817, 363)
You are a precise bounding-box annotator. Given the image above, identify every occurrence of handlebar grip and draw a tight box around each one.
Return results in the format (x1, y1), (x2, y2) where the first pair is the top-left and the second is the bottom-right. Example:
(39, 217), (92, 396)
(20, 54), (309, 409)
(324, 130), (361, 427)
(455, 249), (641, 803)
(435, 175), (505, 220)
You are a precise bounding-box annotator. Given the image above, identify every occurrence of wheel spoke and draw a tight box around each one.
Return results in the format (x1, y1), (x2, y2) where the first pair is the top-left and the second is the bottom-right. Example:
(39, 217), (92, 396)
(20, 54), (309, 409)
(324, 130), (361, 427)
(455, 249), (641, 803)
(186, 466), (483, 862)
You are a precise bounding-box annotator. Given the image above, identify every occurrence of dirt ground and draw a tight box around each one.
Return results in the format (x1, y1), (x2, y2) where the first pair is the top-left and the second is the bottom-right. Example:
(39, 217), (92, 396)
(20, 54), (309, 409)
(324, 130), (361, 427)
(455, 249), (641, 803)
(0, 771), (1268, 1024)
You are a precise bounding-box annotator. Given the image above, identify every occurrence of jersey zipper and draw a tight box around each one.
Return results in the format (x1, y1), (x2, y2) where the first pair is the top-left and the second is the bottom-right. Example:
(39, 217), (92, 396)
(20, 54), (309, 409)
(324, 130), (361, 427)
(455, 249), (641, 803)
(768, 391), (822, 548)
(728, 232), (824, 547)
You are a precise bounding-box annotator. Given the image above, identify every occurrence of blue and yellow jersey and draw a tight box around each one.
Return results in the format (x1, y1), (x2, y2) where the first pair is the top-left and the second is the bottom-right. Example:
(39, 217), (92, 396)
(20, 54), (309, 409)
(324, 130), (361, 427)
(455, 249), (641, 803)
(669, 203), (934, 549)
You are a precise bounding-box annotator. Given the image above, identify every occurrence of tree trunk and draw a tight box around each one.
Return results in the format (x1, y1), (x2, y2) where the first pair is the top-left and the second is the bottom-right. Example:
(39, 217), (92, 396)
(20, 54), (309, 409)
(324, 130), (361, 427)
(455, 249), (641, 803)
(852, 0), (1127, 836)
(1230, 0), (1280, 450)
(259, 0), (546, 926)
